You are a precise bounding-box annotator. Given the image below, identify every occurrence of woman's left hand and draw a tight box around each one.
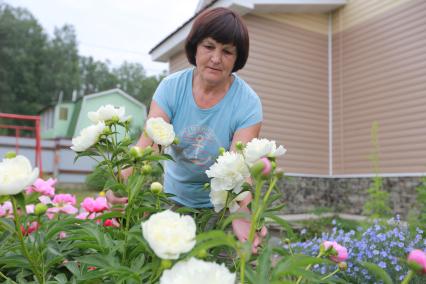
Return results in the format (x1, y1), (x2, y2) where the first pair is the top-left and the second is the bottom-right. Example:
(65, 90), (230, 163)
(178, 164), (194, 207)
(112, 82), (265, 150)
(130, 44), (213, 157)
(232, 207), (267, 253)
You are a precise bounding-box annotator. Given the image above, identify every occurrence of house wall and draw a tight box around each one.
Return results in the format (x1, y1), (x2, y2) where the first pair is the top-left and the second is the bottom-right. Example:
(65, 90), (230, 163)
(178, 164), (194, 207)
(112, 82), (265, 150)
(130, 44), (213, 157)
(54, 103), (75, 138)
(332, 0), (426, 175)
(240, 13), (329, 175)
(41, 103), (75, 139)
(169, 52), (191, 73)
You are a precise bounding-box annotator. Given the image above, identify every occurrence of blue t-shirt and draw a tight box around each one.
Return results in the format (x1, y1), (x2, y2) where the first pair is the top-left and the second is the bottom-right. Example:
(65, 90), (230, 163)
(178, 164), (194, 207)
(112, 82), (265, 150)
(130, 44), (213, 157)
(153, 68), (262, 208)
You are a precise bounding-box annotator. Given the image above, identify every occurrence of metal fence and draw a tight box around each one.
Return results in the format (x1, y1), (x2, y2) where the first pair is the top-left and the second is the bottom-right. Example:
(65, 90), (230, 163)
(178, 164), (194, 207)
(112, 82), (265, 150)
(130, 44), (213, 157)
(0, 136), (96, 184)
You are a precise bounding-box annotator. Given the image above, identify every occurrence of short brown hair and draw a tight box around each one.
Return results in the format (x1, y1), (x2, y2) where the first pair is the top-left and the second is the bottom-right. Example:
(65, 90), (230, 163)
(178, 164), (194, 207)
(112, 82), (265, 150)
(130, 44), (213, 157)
(185, 7), (249, 72)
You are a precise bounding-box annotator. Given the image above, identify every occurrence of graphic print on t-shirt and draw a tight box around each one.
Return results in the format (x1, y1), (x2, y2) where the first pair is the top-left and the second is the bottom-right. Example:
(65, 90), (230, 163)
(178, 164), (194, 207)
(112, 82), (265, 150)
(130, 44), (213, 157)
(179, 125), (220, 171)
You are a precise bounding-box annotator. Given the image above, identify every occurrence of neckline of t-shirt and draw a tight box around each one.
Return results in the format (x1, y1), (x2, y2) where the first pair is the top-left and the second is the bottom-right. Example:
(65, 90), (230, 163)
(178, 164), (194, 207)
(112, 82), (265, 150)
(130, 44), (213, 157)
(189, 68), (238, 112)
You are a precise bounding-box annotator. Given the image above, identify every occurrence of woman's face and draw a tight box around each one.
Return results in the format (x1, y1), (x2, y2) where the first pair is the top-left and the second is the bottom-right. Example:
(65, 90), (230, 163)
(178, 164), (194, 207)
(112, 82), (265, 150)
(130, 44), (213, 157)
(195, 37), (237, 85)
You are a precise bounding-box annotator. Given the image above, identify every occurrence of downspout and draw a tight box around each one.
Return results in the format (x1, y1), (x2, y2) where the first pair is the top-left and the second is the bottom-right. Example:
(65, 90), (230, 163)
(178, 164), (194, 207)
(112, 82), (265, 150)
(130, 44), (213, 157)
(328, 12), (333, 176)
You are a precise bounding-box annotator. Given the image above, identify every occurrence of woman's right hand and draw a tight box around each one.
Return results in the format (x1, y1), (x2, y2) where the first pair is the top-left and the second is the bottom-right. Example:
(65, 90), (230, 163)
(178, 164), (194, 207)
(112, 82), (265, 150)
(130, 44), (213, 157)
(120, 167), (133, 181)
(106, 190), (128, 205)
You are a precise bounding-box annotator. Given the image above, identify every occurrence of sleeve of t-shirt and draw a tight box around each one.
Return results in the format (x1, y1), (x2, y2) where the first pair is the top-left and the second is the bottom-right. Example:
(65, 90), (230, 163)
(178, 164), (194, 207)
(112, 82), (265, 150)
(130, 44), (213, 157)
(236, 94), (263, 130)
(152, 78), (174, 120)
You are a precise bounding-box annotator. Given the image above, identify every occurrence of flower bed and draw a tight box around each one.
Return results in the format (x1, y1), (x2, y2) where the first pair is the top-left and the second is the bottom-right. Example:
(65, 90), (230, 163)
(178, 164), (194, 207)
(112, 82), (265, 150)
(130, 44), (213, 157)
(0, 105), (425, 283)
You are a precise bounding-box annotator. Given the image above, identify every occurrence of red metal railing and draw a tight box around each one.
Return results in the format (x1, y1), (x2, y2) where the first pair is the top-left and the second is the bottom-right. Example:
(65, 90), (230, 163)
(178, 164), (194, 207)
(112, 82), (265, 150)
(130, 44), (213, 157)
(0, 113), (43, 176)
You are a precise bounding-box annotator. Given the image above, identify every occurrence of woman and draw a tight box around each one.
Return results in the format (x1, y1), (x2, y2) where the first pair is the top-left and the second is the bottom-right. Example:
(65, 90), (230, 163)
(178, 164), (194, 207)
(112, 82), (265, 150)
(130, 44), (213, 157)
(114, 7), (266, 251)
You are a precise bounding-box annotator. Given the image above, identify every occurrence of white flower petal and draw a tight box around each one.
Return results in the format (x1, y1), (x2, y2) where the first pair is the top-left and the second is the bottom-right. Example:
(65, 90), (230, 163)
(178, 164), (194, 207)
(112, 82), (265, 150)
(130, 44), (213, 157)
(141, 210), (196, 259)
(160, 257), (235, 284)
(0, 156), (39, 196)
(145, 117), (175, 146)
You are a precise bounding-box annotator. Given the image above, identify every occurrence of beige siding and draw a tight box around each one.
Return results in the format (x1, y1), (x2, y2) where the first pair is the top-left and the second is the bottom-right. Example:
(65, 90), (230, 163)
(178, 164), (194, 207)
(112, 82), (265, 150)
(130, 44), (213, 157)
(332, 0), (426, 174)
(169, 51), (191, 73)
(238, 14), (329, 174)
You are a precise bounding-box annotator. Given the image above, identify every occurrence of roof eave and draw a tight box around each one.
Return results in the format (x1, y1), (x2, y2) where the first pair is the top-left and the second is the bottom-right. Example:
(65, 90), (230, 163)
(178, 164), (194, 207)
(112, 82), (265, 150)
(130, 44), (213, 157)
(149, 0), (346, 62)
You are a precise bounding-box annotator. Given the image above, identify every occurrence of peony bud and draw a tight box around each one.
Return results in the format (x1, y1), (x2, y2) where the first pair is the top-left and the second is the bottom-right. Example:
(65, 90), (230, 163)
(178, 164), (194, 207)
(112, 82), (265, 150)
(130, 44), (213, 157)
(161, 259), (172, 270)
(173, 137), (180, 145)
(196, 249), (208, 259)
(4, 151), (17, 159)
(218, 147), (225, 156)
(143, 146), (154, 156)
(235, 141), (245, 151)
(338, 262), (348, 271)
(203, 183), (210, 190)
(250, 157), (272, 178)
(322, 241), (348, 263)
(407, 249), (426, 274)
(130, 146), (143, 158)
(102, 126), (112, 135)
(34, 203), (47, 216)
(141, 164), (152, 175)
(121, 136), (132, 145)
(275, 168), (285, 179)
(150, 182), (163, 194)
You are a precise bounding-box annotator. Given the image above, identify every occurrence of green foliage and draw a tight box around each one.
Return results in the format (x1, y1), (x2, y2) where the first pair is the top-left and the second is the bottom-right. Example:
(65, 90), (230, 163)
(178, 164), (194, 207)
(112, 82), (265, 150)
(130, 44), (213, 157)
(363, 121), (392, 219)
(0, 3), (163, 125)
(85, 166), (111, 191)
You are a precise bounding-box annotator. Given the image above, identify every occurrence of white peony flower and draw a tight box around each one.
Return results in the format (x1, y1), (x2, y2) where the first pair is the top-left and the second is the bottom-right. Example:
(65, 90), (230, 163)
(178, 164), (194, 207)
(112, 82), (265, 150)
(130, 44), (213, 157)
(210, 190), (250, 213)
(141, 210), (196, 259)
(0, 155), (39, 196)
(145, 117), (175, 146)
(71, 122), (107, 152)
(206, 151), (249, 194)
(244, 138), (286, 165)
(160, 257), (236, 284)
(88, 104), (128, 123)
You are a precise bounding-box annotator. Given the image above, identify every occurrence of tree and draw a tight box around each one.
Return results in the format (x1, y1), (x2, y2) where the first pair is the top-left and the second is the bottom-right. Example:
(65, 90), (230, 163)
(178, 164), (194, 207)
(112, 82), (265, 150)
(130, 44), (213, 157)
(0, 4), (49, 115)
(40, 25), (81, 102)
(79, 56), (118, 95)
(113, 62), (164, 107)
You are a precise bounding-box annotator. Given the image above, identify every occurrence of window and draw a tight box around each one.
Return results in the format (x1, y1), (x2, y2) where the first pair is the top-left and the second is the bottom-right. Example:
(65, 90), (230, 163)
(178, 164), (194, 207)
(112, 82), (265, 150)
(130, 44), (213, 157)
(59, 107), (68, 120)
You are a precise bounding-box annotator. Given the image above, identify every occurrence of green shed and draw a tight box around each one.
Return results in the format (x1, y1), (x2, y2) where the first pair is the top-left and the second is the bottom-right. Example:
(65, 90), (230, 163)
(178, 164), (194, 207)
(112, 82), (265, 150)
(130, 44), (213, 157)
(40, 89), (147, 139)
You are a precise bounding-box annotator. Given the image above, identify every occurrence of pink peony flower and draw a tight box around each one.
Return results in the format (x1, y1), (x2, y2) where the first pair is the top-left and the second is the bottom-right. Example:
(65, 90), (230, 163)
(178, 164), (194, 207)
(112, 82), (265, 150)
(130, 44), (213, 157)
(103, 218), (120, 228)
(58, 231), (67, 239)
(26, 204), (35, 214)
(323, 241), (348, 263)
(46, 193), (78, 218)
(81, 197), (109, 213)
(0, 201), (13, 217)
(21, 221), (40, 236)
(75, 211), (101, 222)
(260, 157), (272, 176)
(53, 194), (76, 205)
(407, 249), (426, 274)
(26, 178), (56, 196)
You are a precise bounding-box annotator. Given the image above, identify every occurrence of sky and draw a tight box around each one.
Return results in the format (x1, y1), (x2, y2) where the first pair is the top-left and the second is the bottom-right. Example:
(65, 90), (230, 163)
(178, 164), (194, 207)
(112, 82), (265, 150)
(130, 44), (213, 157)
(6, 0), (200, 75)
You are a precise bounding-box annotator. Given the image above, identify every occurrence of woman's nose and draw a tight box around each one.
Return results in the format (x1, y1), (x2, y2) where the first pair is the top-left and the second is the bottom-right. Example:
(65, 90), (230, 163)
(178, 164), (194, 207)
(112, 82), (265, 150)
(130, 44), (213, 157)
(210, 50), (221, 63)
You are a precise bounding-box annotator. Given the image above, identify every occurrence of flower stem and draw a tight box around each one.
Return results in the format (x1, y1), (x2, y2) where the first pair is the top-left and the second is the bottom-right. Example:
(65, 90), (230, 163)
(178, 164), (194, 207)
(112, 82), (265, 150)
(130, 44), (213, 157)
(0, 270), (17, 284)
(240, 253), (246, 284)
(122, 175), (145, 263)
(295, 251), (323, 284)
(11, 196), (44, 284)
(286, 239), (294, 256)
(248, 180), (265, 243)
(218, 192), (232, 225)
(401, 270), (415, 284)
(321, 268), (339, 281)
(261, 177), (277, 208)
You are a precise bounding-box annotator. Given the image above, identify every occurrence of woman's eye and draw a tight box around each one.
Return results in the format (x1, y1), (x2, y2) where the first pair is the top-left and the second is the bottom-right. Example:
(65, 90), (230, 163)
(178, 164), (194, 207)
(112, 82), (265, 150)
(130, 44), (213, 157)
(204, 45), (214, 50)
